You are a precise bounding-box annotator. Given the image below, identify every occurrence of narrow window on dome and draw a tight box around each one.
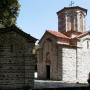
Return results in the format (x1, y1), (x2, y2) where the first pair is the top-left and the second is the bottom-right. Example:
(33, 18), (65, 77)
(87, 41), (89, 49)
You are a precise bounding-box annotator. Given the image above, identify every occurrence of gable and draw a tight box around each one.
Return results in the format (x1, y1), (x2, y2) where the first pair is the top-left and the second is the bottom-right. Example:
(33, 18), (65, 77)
(78, 33), (90, 41)
(39, 31), (57, 46)
(77, 33), (90, 48)
(39, 30), (73, 47)
(0, 25), (37, 43)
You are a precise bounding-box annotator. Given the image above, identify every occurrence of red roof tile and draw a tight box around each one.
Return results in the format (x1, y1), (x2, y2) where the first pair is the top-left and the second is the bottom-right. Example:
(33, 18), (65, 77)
(76, 32), (88, 38)
(47, 30), (70, 39)
(63, 31), (83, 38)
(47, 30), (88, 40)
(39, 30), (88, 46)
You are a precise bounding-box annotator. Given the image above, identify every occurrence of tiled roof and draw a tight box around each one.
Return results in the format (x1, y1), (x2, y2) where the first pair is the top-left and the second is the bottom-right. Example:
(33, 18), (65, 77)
(76, 32), (88, 38)
(57, 6), (87, 15)
(39, 30), (88, 46)
(47, 30), (89, 46)
(63, 31), (82, 37)
(47, 30), (88, 40)
(47, 30), (70, 39)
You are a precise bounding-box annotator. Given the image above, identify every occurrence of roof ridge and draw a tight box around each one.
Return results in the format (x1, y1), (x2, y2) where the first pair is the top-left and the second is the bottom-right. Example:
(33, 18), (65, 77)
(47, 30), (70, 39)
(0, 25), (37, 42)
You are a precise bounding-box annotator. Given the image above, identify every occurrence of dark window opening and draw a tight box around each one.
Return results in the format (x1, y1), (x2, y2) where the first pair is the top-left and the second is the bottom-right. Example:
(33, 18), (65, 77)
(87, 41), (89, 49)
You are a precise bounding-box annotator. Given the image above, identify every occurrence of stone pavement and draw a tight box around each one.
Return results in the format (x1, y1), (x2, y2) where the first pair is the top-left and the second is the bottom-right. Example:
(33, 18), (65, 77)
(34, 80), (88, 89)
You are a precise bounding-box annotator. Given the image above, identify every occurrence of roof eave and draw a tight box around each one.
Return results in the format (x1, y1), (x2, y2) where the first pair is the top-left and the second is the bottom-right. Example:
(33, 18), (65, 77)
(57, 6), (87, 15)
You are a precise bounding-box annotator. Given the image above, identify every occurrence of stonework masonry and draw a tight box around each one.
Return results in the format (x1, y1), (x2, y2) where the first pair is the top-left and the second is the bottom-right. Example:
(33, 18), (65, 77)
(0, 25), (37, 89)
(37, 6), (90, 84)
(37, 33), (58, 80)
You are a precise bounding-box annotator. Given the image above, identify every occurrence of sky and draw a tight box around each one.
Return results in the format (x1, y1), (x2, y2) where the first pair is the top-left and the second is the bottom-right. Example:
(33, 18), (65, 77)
(17, 0), (90, 39)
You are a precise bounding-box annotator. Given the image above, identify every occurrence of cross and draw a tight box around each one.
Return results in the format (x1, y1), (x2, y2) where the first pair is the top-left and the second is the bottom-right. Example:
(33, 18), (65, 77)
(69, 1), (75, 7)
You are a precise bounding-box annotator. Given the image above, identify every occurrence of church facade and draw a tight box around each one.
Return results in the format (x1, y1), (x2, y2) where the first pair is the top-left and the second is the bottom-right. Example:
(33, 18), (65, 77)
(37, 6), (90, 83)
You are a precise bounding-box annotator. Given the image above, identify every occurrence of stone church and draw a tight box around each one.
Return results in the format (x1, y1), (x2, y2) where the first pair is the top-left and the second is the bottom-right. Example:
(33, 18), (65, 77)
(0, 25), (37, 89)
(37, 6), (90, 83)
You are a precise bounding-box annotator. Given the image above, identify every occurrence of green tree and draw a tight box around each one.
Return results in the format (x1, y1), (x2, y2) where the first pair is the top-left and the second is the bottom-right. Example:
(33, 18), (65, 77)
(0, 0), (20, 27)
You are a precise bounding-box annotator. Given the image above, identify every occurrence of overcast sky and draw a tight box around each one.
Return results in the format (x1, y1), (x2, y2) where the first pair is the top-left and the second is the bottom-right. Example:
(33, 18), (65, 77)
(17, 0), (90, 39)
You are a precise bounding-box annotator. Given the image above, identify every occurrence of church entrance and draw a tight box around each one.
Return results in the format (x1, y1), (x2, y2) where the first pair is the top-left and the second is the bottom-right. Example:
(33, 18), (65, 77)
(46, 65), (50, 80)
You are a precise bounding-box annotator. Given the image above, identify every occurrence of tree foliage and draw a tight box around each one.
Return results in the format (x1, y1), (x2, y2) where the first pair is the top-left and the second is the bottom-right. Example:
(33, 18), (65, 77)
(0, 0), (20, 27)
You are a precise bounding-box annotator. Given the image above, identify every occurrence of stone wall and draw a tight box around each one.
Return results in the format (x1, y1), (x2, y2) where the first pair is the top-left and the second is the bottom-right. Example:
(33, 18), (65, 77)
(62, 46), (77, 82)
(37, 31), (90, 83)
(37, 33), (58, 80)
(0, 31), (35, 89)
(77, 35), (90, 83)
(57, 45), (63, 80)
